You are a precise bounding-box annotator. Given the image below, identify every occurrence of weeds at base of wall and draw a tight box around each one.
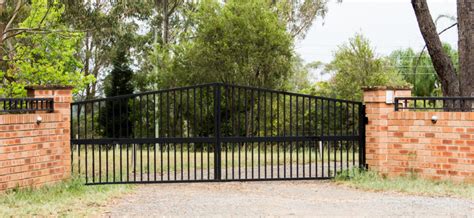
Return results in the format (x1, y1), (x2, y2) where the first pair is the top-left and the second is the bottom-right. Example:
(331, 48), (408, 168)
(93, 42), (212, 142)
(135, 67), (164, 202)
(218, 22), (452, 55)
(0, 176), (133, 216)
(335, 169), (474, 200)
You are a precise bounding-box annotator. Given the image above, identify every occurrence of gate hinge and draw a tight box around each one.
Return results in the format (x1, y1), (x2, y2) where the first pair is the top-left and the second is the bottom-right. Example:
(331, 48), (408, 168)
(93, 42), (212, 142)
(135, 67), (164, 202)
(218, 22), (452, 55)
(364, 116), (369, 125)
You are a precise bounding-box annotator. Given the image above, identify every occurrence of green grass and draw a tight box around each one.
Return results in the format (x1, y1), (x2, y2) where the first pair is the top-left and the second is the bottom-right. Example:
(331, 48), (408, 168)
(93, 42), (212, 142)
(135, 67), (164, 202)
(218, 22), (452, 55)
(0, 176), (132, 217)
(336, 170), (474, 200)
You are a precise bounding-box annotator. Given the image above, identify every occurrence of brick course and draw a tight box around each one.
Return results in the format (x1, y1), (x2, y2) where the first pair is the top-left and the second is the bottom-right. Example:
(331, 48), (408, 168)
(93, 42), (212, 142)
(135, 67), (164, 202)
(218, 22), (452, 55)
(0, 87), (72, 191)
(364, 87), (474, 183)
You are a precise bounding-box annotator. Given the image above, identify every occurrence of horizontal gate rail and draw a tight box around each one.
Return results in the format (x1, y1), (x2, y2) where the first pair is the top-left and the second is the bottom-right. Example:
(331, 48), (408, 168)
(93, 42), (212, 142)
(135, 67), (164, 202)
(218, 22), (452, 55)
(71, 83), (366, 185)
(72, 137), (215, 144)
(72, 136), (360, 145)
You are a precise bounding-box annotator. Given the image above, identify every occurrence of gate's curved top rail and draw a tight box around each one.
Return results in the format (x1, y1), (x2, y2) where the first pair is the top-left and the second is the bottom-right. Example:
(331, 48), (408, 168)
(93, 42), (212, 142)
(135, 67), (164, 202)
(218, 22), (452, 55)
(72, 83), (362, 105)
(71, 83), (364, 141)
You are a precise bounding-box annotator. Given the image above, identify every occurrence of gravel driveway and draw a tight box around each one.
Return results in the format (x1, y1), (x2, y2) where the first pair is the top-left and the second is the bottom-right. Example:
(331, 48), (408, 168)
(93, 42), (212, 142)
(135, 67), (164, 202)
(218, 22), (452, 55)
(102, 181), (474, 217)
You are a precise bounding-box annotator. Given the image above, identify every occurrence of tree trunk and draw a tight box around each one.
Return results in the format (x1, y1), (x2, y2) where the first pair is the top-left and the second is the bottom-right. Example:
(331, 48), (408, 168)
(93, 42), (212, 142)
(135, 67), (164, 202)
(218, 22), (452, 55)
(412, 0), (460, 97)
(0, 0), (7, 69)
(457, 0), (474, 99)
(163, 0), (169, 44)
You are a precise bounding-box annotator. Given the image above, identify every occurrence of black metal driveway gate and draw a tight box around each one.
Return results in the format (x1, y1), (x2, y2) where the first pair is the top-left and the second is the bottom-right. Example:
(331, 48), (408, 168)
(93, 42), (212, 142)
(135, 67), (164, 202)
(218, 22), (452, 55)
(71, 83), (366, 185)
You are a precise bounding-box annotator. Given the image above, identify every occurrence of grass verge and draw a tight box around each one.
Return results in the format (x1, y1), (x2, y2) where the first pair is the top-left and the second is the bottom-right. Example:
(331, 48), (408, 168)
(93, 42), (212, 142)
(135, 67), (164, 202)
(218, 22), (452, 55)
(335, 170), (474, 200)
(0, 176), (132, 216)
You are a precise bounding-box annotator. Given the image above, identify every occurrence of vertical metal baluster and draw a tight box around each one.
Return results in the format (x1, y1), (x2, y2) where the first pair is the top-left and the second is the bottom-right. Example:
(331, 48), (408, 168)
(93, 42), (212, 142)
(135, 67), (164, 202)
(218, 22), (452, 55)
(264, 91), (267, 179)
(225, 86), (229, 180)
(346, 102), (350, 171)
(117, 100), (122, 182)
(167, 92), (170, 181)
(160, 93), (164, 181)
(85, 104), (89, 182)
(277, 93), (280, 178)
(315, 98), (318, 178)
(146, 95), (150, 181)
(180, 91), (183, 180)
(257, 89), (260, 179)
(173, 91), (177, 180)
(302, 97), (305, 178)
(327, 100), (331, 177)
(91, 102), (95, 183)
(206, 86), (209, 179)
(283, 94), (286, 178)
(106, 143), (109, 182)
(238, 88), (241, 179)
(309, 98), (312, 178)
(85, 144), (88, 183)
(244, 89), (248, 179)
(132, 98), (136, 182)
(136, 96), (141, 181)
(296, 96), (299, 178)
(199, 87), (204, 180)
(154, 93), (157, 181)
(242, 88), (250, 179)
(270, 92), (273, 179)
(321, 99), (324, 177)
(290, 95), (292, 178)
(71, 105), (74, 174)
(126, 143), (129, 182)
(99, 144), (102, 183)
(194, 89), (197, 180)
(231, 86), (235, 180)
(339, 101), (343, 174)
(251, 89), (254, 179)
(187, 89), (190, 180)
(352, 104), (355, 168)
(333, 100), (337, 177)
(113, 143), (116, 182)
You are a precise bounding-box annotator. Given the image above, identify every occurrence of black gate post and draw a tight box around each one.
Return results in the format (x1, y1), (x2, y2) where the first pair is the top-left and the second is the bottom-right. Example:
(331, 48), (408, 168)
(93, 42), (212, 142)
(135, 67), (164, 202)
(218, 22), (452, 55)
(358, 104), (367, 169)
(214, 83), (222, 180)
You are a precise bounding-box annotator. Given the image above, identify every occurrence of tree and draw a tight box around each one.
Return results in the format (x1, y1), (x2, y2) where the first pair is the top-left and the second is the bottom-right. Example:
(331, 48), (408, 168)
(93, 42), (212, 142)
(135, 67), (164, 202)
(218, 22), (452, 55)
(61, 1), (151, 100)
(312, 34), (406, 101)
(389, 44), (458, 97)
(412, 0), (473, 98)
(99, 48), (134, 138)
(0, 0), (94, 97)
(156, 0), (294, 89)
(271, 0), (330, 39)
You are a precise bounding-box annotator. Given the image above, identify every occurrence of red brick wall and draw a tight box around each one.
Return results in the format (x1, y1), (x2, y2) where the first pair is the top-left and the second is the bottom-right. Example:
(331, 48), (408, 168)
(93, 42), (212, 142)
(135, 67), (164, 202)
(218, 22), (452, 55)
(0, 87), (72, 191)
(364, 87), (474, 183)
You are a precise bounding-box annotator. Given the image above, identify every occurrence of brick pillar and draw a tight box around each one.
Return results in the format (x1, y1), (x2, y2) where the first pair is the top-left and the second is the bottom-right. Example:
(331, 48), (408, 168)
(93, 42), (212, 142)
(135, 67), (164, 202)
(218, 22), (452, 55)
(362, 86), (411, 173)
(26, 85), (73, 178)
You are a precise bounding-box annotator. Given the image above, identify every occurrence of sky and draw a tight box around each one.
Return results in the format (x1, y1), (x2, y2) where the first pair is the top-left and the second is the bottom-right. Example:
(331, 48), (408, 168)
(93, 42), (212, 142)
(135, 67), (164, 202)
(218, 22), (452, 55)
(295, 0), (458, 79)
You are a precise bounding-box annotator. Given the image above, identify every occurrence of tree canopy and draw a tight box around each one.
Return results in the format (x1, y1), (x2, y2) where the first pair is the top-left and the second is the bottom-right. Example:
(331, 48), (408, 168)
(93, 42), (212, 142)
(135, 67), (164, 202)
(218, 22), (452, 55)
(0, 0), (94, 97)
(309, 34), (407, 101)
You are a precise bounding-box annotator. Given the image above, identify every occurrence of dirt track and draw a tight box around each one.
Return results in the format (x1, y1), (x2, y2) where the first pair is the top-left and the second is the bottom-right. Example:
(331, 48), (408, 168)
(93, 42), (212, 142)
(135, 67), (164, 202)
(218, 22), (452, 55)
(102, 181), (474, 217)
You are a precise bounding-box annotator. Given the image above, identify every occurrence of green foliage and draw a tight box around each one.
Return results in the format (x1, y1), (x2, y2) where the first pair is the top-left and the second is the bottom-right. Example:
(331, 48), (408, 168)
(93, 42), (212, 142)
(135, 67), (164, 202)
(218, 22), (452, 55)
(142, 0), (294, 90)
(388, 44), (458, 97)
(0, 0), (95, 97)
(310, 34), (407, 101)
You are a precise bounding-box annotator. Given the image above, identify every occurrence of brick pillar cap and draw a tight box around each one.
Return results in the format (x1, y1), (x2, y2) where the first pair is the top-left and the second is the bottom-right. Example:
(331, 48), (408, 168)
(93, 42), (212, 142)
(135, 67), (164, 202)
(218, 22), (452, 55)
(25, 85), (74, 90)
(362, 86), (412, 91)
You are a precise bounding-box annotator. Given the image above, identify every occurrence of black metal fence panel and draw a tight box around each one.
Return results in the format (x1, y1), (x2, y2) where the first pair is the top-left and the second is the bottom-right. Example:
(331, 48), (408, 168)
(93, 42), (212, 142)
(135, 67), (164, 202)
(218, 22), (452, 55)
(395, 97), (474, 112)
(71, 83), (366, 184)
(0, 98), (54, 114)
